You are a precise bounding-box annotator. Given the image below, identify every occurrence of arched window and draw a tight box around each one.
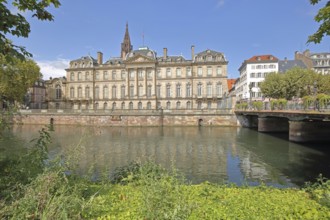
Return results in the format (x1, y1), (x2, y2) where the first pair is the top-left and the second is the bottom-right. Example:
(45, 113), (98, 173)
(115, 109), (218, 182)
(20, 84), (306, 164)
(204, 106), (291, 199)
(197, 101), (202, 109)
(176, 101), (181, 109)
(147, 101), (151, 110)
(95, 86), (100, 99)
(138, 102), (142, 110)
(78, 87), (82, 98)
(70, 72), (75, 81)
(55, 84), (61, 99)
(129, 102), (133, 110)
(186, 101), (191, 109)
(121, 102), (125, 109)
(112, 102), (116, 110)
(104, 102), (108, 110)
(166, 101), (171, 110)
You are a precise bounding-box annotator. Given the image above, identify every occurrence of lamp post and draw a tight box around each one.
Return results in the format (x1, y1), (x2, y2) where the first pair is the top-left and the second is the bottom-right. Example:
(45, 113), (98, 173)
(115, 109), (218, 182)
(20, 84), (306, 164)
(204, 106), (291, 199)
(249, 82), (253, 110)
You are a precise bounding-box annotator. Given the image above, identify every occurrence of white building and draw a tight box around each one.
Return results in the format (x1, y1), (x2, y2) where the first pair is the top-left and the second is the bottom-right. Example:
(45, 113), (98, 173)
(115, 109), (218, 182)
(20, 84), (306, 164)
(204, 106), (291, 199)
(236, 55), (278, 101)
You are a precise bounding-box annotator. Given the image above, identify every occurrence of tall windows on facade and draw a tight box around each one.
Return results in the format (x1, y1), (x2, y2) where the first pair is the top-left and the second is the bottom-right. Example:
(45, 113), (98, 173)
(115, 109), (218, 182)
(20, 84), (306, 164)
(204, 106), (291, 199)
(111, 71), (116, 80)
(104, 102), (108, 109)
(70, 72), (75, 81)
(217, 66), (222, 76)
(138, 69), (144, 79)
(103, 86), (109, 99)
(157, 69), (161, 79)
(186, 101), (191, 109)
(78, 72), (82, 81)
(207, 101), (212, 109)
(95, 72), (100, 80)
(186, 67), (192, 77)
(176, 84), (182, 98)
(166, 84), (171, 98)
(129, 70), (134, 79)
(112, 86), (117, 99)
(112, 102), (116, 110)
(70, 87), (74, 98)
(104, 71), (109, 80)
(129, 102), (133, 110)
(216, 83), (223, 97)
(85, 72), (90, 81)
(156, 84), (161, 98)
(147, 102), (151, 110)
(166, 68), (171, 78)
(176, 68), (181, 77)
(85, 86), (90, 99)
(95, 86), (100, 99)
(138, 102), (142, 110)
(121, 85), (125, 98)
(197, 83), (202, 97)
(121, 102), (125, 110)
(129, 85), (134, 98)
(197, 67), (203, 76)
(186, 83), (191, 97)
(147, 70), (152, 79)
(166, 101), (171, 110)
(197, 101), (202, 109)
(138, 84), (143, 98)
(78, 87), (82, 98)
(157, 101), (161, 109)
(176, 101), (181, 109)
(207, 67), (212, 76)
(147, 85), (152, 98)
(55, 84), (61, 99)
(121, 70), (126, 80)
(207, 83), (212, 97)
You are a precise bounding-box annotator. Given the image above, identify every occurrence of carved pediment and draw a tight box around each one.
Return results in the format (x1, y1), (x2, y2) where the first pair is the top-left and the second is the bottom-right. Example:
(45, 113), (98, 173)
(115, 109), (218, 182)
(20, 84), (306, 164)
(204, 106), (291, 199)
(125, 54), (155, 63)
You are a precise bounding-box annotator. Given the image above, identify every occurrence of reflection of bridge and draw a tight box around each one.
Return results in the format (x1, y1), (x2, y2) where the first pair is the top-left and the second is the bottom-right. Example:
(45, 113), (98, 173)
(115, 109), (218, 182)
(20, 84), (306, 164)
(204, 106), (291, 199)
(235, 110), (330, 143)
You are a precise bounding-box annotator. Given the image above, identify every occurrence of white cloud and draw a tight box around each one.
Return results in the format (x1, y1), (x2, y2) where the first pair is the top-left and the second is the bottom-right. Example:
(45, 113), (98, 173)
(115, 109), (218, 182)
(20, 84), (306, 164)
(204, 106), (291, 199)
(217, 0), (225, 8)
(36, 58), (70, 80)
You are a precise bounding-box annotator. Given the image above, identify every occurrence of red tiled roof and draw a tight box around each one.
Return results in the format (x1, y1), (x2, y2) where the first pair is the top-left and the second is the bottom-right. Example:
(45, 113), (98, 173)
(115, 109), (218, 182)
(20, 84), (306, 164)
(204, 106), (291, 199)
(227, 79), (236, 91)
(247, 55), (278, 62)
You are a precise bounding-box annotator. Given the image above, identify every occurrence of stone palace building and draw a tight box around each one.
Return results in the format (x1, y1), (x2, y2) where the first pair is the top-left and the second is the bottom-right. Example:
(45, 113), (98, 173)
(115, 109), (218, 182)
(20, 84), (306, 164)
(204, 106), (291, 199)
(47, 24), (230, 111)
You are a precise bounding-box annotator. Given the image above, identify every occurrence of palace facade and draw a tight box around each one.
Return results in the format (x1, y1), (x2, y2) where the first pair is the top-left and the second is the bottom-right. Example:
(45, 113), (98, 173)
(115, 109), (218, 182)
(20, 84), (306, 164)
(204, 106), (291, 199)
(48, 24), (230, 110)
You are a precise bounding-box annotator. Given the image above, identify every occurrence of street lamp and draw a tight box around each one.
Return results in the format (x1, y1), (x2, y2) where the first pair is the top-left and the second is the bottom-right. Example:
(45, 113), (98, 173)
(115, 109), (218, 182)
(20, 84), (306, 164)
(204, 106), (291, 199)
(249, 82), (253, 110)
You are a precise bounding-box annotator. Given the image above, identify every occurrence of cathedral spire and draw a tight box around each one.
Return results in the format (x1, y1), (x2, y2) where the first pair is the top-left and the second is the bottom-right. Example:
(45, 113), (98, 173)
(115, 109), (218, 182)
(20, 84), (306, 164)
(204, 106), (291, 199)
(121, 22), (133, 59)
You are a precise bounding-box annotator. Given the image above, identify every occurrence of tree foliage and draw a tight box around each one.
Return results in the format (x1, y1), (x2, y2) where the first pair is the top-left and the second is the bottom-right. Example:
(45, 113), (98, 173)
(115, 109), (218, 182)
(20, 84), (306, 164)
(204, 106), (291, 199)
(308, 0), (330, 44)
(0, 0), (61, 61)
(260, 68), (330, 100)
(0, 55), (41, 103)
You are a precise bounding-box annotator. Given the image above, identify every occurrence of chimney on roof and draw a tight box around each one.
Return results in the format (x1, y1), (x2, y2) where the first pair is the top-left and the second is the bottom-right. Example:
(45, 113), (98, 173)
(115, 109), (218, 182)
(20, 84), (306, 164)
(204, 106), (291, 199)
(163, 48), (167, 59)
(97, 52), (103, 65)
(191, 45), (195, 60)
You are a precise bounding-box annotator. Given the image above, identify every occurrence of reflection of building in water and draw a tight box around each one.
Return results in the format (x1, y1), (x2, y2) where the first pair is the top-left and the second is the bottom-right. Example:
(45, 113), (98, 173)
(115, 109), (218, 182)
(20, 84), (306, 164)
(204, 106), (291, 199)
(240, 152), (269, 181)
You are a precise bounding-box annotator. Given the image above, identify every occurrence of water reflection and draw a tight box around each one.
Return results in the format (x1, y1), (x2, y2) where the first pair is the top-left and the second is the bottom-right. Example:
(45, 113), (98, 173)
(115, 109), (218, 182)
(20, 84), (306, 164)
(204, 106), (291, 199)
(6, 125), (330, 187)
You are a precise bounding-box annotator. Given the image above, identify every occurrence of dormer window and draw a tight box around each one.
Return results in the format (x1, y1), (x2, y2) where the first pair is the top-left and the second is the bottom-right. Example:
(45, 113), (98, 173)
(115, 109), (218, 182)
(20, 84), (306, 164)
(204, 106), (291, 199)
(257, 57), (261, 61)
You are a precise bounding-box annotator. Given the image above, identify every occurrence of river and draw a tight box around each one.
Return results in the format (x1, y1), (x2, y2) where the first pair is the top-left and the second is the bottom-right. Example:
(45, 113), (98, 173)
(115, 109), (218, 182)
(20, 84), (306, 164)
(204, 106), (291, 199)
(2, 125), (330, 187)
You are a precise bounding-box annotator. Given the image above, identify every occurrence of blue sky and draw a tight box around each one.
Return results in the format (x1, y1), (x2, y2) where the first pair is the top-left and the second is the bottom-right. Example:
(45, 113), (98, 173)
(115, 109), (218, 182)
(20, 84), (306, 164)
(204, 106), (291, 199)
(10, 0), (330, 79)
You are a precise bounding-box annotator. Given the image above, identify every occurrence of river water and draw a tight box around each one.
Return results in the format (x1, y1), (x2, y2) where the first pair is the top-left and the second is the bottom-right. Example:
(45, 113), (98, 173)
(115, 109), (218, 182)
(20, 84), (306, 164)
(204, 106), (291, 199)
(3, 125), (330, 187)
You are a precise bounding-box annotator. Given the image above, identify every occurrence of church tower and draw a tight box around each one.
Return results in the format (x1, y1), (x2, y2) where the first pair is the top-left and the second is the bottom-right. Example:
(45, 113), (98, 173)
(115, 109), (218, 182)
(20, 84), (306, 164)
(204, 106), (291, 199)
(121, 23), (133, 59)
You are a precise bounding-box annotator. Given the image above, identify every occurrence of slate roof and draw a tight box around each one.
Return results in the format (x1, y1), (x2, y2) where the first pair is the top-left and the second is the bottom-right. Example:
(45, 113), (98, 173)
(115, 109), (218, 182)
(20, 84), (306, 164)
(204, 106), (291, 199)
(278, 59), (307, 73)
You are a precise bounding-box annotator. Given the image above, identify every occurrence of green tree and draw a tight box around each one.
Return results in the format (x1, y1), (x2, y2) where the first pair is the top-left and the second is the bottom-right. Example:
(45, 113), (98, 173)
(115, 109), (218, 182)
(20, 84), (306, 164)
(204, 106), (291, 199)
(308, 0), (330, 44)
(0, 0), (61, 61)
(0, 55), (41, 103)
(259, 72), (284, 99)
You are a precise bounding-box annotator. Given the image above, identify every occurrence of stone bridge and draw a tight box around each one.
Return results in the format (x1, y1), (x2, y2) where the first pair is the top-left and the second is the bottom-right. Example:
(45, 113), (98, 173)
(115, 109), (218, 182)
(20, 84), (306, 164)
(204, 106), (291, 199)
(235, 110), (330, 143)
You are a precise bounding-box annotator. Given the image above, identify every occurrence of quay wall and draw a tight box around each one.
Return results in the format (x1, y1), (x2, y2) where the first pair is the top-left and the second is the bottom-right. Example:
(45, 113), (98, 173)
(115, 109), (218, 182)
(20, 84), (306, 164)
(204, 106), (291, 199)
(13, 110), (239, 127)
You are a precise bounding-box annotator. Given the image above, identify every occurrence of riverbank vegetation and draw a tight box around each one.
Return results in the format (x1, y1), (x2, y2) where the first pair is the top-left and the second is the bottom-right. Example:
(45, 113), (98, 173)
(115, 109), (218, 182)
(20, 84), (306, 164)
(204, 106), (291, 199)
(1, 126), (330, 219)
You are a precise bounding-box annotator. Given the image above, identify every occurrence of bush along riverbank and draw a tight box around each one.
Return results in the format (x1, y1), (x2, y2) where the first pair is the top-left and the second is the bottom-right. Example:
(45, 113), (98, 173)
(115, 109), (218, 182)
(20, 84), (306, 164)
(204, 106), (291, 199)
(0, 127), (330, 219)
